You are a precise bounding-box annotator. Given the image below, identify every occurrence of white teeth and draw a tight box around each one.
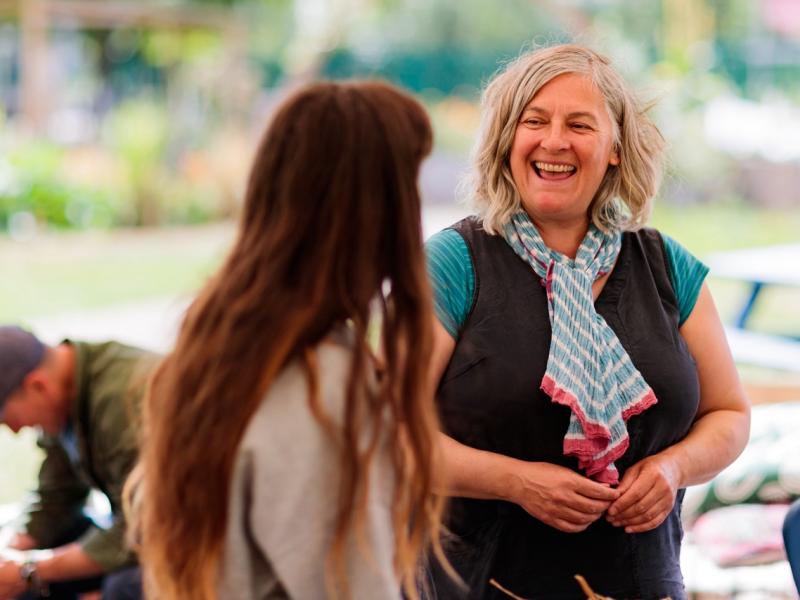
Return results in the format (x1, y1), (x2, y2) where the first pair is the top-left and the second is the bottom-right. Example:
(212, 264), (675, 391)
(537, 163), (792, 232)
(534, 161), (576, 173)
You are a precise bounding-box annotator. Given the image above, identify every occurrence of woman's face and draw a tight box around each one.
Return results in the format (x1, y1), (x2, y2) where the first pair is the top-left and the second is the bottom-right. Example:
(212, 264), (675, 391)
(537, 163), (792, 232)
(509, 72), (620, 228)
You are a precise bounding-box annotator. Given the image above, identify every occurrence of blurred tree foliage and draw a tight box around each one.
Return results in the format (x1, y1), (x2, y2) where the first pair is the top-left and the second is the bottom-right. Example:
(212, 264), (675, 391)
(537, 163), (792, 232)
(4, 0), (800, 232)
(320, 0), (563, 96)
(103, 97), (169, 226)
(0, 142), (120, 231)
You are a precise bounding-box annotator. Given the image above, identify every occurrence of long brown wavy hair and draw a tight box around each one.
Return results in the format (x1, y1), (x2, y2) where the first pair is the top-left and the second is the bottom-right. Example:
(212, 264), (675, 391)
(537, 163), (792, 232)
(131, 80), (445, 599)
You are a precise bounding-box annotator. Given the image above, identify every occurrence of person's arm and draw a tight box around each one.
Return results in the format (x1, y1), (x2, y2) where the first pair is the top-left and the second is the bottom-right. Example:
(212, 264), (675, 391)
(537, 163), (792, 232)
(0, 543), (105, 599)
(607, 283), (750, 532)
(22, 436), (92, 549)
(74, 423), (140, 572)
(74, 513), (134, 573)
(431, 319), (619, 533)
(30, 542), (105, 581)
(76, 356), (148, 573)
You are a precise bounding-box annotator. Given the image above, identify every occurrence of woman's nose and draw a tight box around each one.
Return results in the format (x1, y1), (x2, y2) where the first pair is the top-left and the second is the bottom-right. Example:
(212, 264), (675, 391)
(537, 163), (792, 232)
(540, 124), (570, 152)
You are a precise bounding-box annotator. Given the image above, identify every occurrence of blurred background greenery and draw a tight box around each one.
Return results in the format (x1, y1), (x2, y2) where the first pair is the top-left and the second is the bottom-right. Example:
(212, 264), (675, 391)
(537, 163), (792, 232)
(2, 0), (800, 232)
(1, 0), (799, 516)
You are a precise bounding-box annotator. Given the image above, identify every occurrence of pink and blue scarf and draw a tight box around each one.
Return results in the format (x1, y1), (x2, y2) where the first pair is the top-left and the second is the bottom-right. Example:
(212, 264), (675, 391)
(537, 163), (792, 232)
(502, 210), (657, 484)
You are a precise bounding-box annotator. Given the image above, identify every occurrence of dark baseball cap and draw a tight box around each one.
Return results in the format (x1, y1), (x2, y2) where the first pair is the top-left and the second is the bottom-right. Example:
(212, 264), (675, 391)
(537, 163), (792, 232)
(0, 326), (45, 412)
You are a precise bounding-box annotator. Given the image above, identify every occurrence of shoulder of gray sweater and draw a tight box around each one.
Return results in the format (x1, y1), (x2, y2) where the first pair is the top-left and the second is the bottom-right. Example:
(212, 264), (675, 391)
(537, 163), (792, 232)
(239, 333), (360, 451)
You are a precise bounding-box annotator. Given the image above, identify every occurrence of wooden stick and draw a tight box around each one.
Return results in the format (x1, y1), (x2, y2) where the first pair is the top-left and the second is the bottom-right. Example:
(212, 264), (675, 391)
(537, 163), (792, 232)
(489, 578), (529, 600)
(574, 575), (598, 599)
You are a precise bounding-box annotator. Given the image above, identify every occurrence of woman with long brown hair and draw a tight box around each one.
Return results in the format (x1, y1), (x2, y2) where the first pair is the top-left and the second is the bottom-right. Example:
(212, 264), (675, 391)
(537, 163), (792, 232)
(131, 80), (445, 600)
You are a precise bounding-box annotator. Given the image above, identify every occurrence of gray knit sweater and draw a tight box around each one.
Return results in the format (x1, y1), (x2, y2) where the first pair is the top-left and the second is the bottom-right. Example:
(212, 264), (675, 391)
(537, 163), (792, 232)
(218, 335), (401, 599)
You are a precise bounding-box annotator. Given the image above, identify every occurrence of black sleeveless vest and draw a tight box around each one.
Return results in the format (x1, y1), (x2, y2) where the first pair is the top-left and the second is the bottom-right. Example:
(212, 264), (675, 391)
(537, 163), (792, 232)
(430, 218), (700, 600)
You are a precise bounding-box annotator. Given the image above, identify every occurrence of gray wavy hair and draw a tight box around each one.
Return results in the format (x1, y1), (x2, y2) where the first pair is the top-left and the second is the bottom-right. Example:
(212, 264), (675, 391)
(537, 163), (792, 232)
(466, 44), (665, 234)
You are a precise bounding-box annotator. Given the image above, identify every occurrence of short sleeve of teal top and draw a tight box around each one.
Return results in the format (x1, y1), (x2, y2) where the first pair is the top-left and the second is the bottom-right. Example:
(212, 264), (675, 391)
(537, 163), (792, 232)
(425, 228), (709, 339)
(425, 229), (476, 337)
(661, 233), (710, 323)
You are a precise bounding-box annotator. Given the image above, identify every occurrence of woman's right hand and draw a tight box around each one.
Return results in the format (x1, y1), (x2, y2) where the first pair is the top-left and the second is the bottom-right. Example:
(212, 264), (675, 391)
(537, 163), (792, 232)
(439, 434), (619, 534)
(506, 461), (619, 533)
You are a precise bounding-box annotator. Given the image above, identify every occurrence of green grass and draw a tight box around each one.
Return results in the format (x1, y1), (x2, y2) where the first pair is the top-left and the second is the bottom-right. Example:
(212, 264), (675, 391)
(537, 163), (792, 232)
(0, 223), (233, 321)
(651, 202), (800, 255)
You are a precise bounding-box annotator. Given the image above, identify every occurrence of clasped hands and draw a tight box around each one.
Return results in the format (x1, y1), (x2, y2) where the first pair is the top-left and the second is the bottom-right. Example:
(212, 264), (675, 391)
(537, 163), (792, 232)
(510, 454), (681, 534)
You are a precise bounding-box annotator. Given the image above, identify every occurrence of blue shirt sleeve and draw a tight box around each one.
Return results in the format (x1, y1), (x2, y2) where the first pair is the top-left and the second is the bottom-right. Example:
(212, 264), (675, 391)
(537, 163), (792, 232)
(425, 229), (475, 338)
(661, 234), (709, 325)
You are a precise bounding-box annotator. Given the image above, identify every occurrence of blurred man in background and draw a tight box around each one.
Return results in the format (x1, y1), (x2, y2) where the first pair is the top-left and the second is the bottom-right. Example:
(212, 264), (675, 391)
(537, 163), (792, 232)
(0, 326), (156, 600)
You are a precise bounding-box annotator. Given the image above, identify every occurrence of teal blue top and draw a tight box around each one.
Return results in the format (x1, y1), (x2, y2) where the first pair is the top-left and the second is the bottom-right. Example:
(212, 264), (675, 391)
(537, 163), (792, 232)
(426, 227), (709, 339)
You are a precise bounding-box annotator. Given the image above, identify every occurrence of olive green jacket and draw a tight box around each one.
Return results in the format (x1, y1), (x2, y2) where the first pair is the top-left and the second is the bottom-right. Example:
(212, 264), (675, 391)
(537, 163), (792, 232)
(23, 341), (158, 571)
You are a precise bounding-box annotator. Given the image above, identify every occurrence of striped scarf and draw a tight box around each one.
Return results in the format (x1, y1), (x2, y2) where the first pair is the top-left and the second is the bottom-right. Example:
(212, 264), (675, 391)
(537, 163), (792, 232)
(501, 211), (657, 484)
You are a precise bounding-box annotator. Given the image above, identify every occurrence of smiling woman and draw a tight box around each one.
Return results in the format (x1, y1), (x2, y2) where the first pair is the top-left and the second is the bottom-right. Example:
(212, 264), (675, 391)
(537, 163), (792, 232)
(509, 73), (620, 240)
(424, 44), (750, 599)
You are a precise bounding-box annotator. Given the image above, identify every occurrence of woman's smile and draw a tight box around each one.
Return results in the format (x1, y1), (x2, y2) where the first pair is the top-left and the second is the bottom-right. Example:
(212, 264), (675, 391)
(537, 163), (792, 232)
(533, 160), (577, 181)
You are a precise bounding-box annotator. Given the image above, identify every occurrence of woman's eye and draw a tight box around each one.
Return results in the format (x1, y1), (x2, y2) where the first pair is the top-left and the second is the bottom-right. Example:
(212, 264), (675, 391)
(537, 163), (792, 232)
(524, 118), (543, 126)
(571, 123), (591, 130)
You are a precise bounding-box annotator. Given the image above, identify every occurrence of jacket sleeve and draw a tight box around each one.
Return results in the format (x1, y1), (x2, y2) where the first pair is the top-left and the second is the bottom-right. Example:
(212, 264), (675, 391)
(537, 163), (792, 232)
(78, 514), (135, 571)
(23, 435), (92, 548)
(77, 404), (141, 571)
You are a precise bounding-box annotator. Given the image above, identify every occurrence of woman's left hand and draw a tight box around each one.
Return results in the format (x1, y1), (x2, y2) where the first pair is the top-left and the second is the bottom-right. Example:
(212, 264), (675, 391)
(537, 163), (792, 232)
(605, 453), (682, 533)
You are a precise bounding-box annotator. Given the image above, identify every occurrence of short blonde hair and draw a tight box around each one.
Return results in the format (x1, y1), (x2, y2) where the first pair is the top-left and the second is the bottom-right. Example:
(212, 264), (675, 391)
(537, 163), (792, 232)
(466, 44), (665, 234)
